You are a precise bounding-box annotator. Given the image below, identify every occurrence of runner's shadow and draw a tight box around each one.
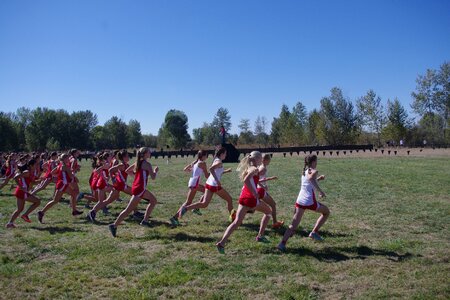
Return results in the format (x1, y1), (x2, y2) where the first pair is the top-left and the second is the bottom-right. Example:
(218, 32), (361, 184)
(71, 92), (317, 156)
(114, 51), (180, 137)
(268, 245), (415, 263)
(136, 231), (215, 243)
(31, 226), (83, 234)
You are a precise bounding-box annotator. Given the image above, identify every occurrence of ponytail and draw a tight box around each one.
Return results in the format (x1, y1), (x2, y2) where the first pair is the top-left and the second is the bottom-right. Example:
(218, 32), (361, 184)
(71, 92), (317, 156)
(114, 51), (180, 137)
(135, 147), (149, 172)
(236, 151), (261, 181)
(303, 154), (317, 174)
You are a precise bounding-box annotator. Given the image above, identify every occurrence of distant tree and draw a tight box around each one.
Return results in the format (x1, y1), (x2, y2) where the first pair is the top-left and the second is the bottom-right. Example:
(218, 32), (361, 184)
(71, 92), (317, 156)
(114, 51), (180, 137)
(142, 133), (158, 148)
(383, 98), (409, 144)
(356, 90), (386, 146)
(127, 119), (142, 148)
(104, 116), (128, 149)
(254, 116), (269, 146)
(318, 88), (359, 145)
(411, 61), (449, 143)
(160, 109), (190, 149)
(0, 113), (18, 151)
(238, 118), (254, 145)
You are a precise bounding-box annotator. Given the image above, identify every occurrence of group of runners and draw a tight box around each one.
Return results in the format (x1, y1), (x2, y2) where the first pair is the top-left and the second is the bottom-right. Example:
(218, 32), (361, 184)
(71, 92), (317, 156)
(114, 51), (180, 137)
(1, 147), (330, 253)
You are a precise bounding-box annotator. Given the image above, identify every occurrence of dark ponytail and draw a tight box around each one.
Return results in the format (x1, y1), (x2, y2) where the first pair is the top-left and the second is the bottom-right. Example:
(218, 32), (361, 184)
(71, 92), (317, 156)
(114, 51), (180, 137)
(303, 154), (317, 174)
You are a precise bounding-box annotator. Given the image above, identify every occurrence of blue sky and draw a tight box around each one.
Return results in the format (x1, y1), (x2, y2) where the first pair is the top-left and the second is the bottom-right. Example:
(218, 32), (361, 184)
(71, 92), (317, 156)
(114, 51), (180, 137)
(0, 0), (449, 135)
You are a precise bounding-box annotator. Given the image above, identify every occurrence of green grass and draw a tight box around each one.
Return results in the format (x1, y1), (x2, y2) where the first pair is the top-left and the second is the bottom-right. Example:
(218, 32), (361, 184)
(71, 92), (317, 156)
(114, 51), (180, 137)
(1, 155), (449, 299)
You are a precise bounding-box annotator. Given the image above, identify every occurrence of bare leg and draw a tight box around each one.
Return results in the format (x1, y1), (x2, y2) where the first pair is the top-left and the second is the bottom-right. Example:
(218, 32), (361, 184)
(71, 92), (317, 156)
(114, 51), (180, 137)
(142, 191), (157, 223)
(216, 188), (233, 213)
(217, 205), (249, 246)
(113, 195), (141, 227)
(311, 204), (330, 233)
(261, 194), (278, 223)
(280, 207), (305, 245)
(22, 195), (41, 217)
(8, 198), (25, 224)
(254, 201), (272, 237)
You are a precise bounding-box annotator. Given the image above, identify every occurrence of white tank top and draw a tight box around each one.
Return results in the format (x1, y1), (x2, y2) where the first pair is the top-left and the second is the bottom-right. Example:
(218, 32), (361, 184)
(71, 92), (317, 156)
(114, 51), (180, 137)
(258, 167), (268, 189)
(206, 158), (224, 186)
(296, 169), (315, 206)
(188, 161), (204, 187)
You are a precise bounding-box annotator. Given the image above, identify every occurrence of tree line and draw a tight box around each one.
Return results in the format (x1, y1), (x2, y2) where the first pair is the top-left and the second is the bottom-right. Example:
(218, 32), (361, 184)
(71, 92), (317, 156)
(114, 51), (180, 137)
(0, 62), (448, 152)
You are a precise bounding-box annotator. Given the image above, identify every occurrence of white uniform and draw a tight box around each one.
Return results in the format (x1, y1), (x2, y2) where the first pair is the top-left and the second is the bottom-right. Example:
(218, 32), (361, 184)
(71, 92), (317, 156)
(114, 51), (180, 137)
(188, 161), (204, 188)
(296, 168), (317, 207)
(205, 158), (224, 187)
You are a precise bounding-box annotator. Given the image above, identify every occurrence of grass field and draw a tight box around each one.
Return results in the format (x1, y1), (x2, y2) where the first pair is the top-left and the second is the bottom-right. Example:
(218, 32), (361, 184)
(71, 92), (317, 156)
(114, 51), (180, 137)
(1, 153), (449, 299)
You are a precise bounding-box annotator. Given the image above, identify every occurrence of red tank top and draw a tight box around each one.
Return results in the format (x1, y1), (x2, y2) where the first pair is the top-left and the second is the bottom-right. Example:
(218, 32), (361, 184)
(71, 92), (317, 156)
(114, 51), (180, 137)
(240, 175), (259, 199)
(115, 163), (129, 184)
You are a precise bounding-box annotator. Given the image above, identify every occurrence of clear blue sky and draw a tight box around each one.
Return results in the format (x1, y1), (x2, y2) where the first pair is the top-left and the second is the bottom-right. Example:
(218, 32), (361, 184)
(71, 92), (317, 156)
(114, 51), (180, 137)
(1, 0), (449, 135)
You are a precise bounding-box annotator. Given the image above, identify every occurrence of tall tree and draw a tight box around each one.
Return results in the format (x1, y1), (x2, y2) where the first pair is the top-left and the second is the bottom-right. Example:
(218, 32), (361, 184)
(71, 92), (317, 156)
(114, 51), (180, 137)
(238, 118), (253, 145)
(160, 109), (190, 149)
(0, 113), (18, 151)
(254, 116), (269, 146)
(412, 61), (450, 143)
(356, 90), (386, 146)
(104, 116), (128, 149)
(127, 119), (142, 148)
(383, 98), (409, 143)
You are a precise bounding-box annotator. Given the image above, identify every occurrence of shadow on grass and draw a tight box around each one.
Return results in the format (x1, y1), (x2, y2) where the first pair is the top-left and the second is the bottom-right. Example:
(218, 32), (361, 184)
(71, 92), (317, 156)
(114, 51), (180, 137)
(273, 245), (416, 262)
(135, 231), (215, 243)
(240, 223), (350, 238)
(31, 226), (84, 234)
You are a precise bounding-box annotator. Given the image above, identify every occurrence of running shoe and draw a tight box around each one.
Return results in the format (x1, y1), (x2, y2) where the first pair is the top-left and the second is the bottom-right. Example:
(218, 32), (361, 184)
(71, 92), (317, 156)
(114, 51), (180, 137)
(228, 209), (237, 222)
(178, 206), (187, 218)
(169, 217), (180, 226)
(21, 215), (31, 223)
(76, 192), (85, 202)
(140, 220), (151, 227)
(309, 232), (324, 241)
(256, 235), (270, 243)
(72, 210), (83, 216)
(272, 221), (284, 229)
(102, 207), (110, 215)
(277, 242), (286, 252)
(37, 211), (44, 224)
(87, 210), (96, 223)
(108, 224), (117, 237)
(6, 223), (16, 229)
(216, 242), (225, 254)
(192, 208), (202, 216)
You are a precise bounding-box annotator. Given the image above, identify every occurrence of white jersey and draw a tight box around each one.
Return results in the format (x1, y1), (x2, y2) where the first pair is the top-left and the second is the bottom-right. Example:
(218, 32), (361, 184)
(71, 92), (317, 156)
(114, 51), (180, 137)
(296, 168), (315, 206)
(188, 161), (204, 188)
(205, 158), (224, 187)
(257, 167), (268, 190)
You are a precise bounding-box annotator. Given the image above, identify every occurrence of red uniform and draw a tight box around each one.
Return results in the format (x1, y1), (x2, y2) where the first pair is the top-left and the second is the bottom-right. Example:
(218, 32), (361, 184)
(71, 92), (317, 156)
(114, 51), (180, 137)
(14, 175), (32, 199)
(44, 160), (57, 179)
(5, 163), (15, 179)
(96, 169), (109, 190)
(89, 170), (98, 190)
(238, 175), (265, 208)
(113, 163), (129, 191)
(131, 168), (149, 197)
(55, 164), (69, 192)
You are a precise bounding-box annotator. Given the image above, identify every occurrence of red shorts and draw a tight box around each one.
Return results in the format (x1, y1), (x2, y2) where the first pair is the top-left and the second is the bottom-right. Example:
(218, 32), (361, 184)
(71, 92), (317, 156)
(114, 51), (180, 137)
(14, 188), (29, 200)
(113, 181), (127, 192)
(131, 186), (147, 197)
(239, 197), (259, 208)
(205, 184), (222, 193)
(295, 192), (320, 211)
(188, 177), (200, 189)
(257, 187), (266, 199)
(56, 181), (68, 192)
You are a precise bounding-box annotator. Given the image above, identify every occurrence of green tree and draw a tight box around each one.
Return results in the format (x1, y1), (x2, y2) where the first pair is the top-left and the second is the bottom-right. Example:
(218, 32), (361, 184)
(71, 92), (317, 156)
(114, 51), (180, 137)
(411, 61), (449, 143)
(0, 113), (18, 151)
(383, 98), (409, 144)
(254, 116), (269, 146)
(160, 109), (190, 149)
(104, 116), (128, 149)
(127, 119), (142, 147)
(238, 118), (254, 145)
(356, 90), (386, 146)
